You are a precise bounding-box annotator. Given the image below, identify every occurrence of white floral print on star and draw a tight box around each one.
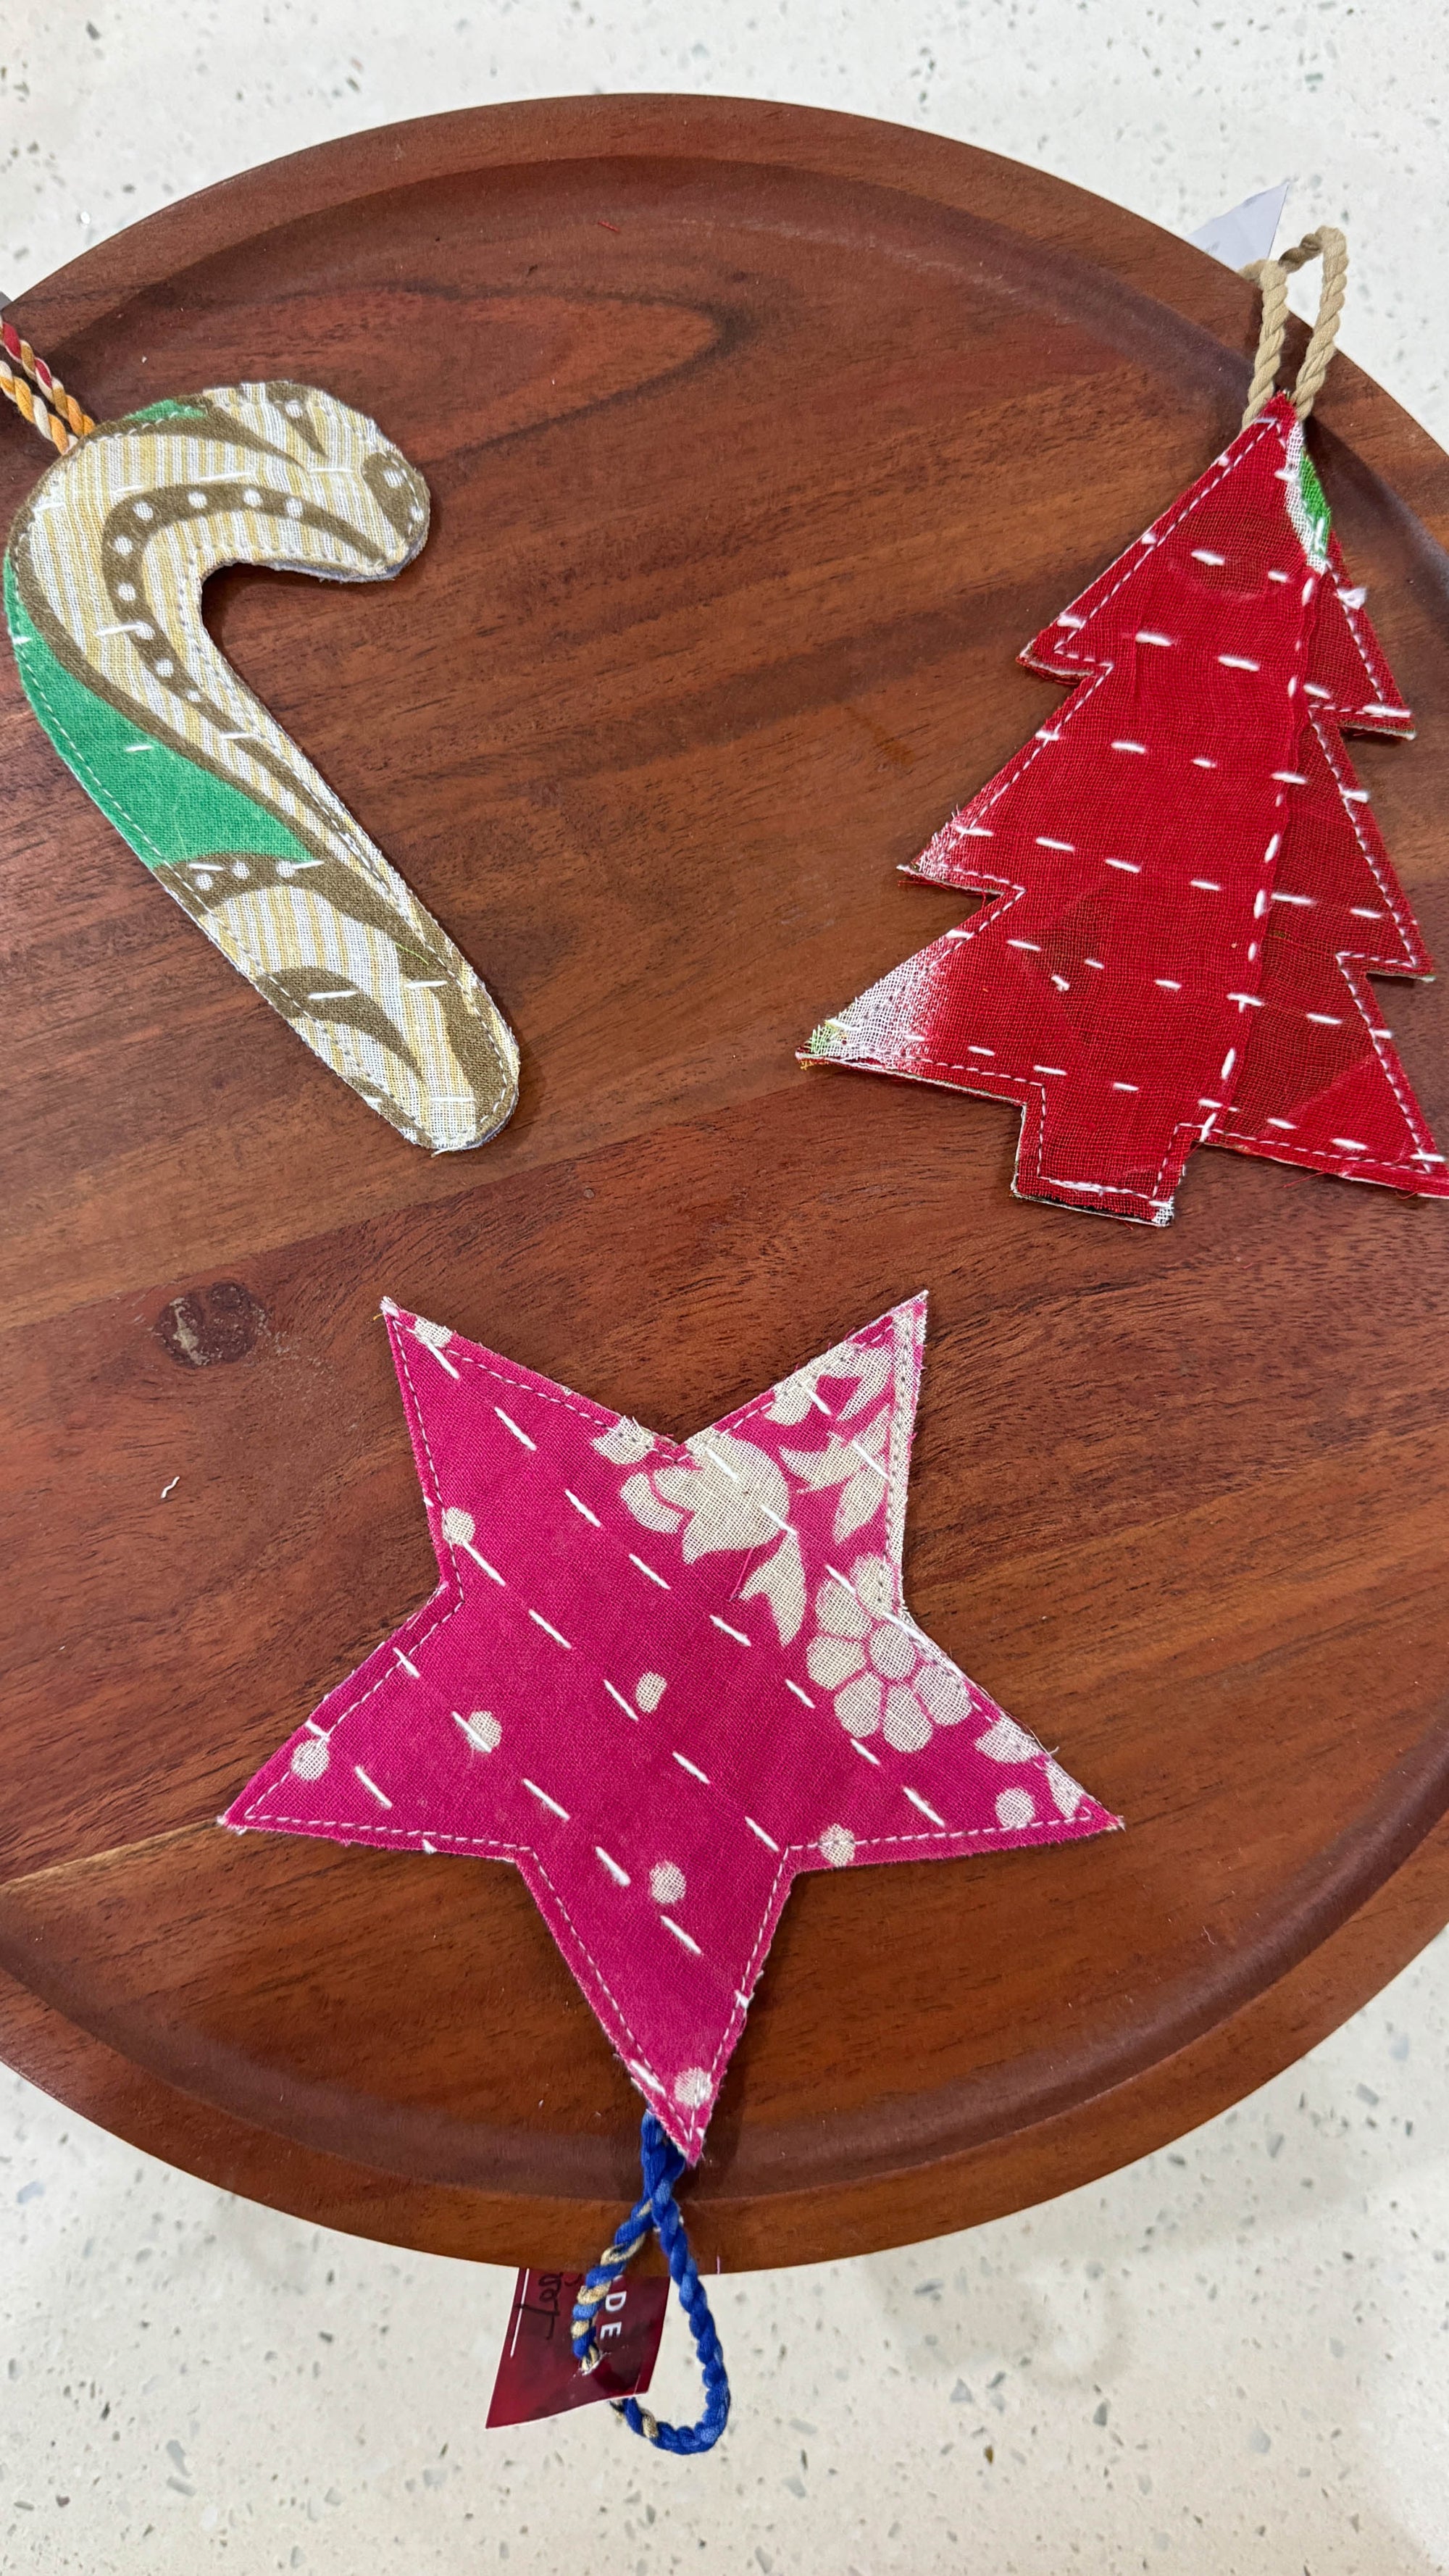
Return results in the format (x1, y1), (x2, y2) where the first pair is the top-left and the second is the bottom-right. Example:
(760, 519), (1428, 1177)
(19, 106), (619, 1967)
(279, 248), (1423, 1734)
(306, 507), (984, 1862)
(974, 1713), (1088, 1820)
(762, 1331), (893, 1426)
(805, 1555), (974, 1750)
(617, 1426), (806, 1642)
(782, 1401), (893, 1545)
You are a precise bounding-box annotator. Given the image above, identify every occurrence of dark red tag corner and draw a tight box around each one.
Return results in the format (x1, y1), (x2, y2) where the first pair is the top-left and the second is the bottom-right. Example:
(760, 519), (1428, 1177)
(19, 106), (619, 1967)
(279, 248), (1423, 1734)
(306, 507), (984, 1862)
(486, 2267), (669, 2429)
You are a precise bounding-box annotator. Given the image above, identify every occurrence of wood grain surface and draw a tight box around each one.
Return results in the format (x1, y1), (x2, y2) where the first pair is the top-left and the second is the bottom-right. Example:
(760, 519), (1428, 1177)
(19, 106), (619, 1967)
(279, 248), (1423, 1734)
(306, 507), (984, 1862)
(1, 96), (1446, 2271)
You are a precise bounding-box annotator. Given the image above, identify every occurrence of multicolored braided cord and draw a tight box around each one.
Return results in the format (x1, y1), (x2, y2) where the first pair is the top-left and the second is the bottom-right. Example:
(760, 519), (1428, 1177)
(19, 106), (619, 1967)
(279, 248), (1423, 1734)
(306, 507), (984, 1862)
(571, 2112), (731, 2455)
(1, 315), (94, 454)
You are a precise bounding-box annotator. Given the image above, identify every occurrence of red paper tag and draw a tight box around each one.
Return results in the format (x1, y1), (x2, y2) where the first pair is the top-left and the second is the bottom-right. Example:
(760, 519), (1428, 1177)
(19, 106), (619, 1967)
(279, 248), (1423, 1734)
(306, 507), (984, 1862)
(486, 2267), (669, 2428)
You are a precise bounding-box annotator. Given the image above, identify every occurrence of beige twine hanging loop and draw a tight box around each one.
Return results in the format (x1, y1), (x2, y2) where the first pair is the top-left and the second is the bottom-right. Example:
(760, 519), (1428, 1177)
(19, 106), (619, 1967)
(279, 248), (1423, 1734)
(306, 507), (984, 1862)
(1238, 225), (1348, 430)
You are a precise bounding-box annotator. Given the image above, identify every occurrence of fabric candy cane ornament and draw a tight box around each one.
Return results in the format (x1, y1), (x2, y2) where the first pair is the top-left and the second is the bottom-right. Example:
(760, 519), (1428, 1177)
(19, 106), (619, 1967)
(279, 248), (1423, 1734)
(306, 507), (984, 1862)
(804, 231), (1448, 1224)
(224, 1293), (1119, 2448)
(3, 354), (518, 1150)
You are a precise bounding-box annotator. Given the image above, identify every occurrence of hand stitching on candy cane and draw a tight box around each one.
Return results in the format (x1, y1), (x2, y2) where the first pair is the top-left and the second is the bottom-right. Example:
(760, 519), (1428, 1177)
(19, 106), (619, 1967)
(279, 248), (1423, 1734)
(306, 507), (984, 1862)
(4, 380), (519, 1150)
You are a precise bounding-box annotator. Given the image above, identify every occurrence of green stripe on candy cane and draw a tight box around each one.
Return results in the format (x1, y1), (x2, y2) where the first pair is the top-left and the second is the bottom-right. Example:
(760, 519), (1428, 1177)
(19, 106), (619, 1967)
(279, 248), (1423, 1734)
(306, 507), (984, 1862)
(5, 554), (314, 872)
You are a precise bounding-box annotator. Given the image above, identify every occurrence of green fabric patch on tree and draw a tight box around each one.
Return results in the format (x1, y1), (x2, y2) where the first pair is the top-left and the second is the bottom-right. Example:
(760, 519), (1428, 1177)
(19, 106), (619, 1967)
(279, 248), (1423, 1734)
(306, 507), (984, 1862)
(1298, 445), (1331, 562)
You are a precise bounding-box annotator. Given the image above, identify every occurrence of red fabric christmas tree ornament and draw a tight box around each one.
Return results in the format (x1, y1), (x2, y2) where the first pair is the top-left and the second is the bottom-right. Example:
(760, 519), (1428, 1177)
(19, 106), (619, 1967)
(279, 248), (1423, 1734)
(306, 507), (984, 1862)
(804, 245), (1447, 1225)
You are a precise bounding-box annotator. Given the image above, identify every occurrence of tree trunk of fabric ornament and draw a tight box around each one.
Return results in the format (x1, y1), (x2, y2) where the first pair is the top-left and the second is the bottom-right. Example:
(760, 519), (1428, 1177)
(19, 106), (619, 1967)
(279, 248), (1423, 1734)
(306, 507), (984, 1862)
(803, 391), (1448, 1222)
(4, 382), (519, 1153)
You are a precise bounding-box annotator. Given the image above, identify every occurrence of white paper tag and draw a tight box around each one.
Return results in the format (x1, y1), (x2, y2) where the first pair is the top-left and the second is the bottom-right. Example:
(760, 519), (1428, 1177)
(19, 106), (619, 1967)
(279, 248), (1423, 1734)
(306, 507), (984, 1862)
(1187, 180), (1292, 270)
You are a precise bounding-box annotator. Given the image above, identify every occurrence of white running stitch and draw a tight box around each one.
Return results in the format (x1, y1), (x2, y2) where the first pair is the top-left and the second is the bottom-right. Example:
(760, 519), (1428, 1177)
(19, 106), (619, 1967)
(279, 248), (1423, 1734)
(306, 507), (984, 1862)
(1304, 706), (1422, 969)
(1039, 417), (1280, 672)
(1324, 535), (1412, 722)
(836, 1043), (1203, 1213)
(248, 1322), (471, 1818)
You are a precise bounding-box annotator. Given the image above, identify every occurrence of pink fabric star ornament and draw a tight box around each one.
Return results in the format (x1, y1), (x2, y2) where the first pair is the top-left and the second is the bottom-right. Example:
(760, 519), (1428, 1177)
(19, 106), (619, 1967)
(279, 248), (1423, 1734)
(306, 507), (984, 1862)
(224, 1296), (1119, 2158)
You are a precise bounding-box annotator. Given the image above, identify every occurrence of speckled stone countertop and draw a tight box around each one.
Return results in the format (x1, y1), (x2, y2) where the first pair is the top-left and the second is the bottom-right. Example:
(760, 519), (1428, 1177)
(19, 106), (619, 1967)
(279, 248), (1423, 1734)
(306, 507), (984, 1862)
(5, 1), (1447, 448)
(3, 6), (1448, 2569)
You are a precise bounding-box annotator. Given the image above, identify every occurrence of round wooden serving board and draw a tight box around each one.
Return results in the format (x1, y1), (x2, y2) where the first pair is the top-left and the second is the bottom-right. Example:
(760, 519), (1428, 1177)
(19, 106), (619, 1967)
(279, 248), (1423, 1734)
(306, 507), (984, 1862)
(2, 99), (1447, 2271)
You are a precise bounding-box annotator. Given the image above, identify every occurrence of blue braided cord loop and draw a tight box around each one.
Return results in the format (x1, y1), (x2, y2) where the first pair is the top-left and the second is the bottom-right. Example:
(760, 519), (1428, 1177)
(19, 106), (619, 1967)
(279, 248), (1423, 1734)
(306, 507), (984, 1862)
(569, 2112), (731, 2455)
